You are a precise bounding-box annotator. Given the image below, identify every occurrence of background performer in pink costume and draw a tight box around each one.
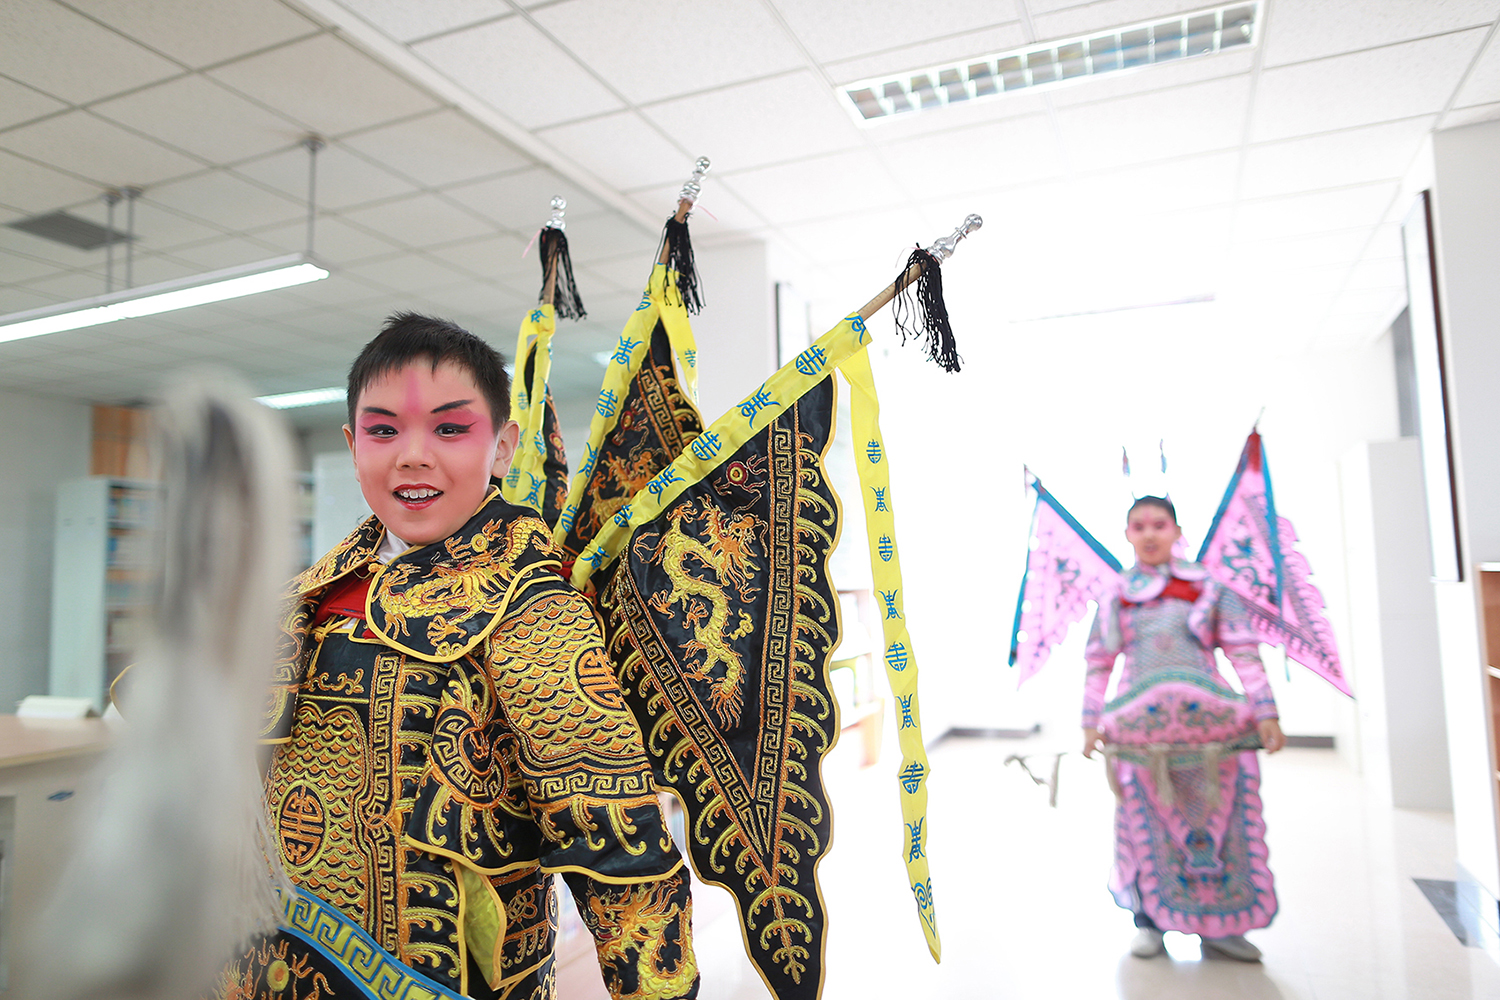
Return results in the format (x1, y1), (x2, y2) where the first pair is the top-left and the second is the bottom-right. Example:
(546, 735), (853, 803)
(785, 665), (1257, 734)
(1081, 496), (1284, 962)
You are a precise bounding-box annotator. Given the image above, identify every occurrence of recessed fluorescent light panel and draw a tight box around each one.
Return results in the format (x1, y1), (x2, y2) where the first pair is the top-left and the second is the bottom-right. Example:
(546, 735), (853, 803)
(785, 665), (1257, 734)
(840, 1), (1258, 124)
(0, 254), (328, 345)
(257, 386), (344, 409)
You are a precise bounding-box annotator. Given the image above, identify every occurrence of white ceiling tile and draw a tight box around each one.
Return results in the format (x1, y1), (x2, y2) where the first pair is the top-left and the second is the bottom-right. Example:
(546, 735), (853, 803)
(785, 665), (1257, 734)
(425, 232), (537, 284)
(535, 112), (690, 193)
(98, 250), (200, 287)
(1240, 117), (1435, 201)
(1046, 48), (1255, 109)
(0, 249), (68, 284)
(65, 195), (231, 251)
(149, 237), (282, 272)
(624, 179), (768, 236)
(403, 282), (530, 328)
(233, 144), (417, 211)
(66, 0), (318, 68)
(245, 216), (400, 264)
(412, 16), (624, 130)
(1443, 101), (1500, 128)
(20, 266), (115, 302)
(342, 253), (472, 293)
(0, 149), (100, 215)
(1233, 183), (1399, 243)
(1030, 0), (1227, 41)
(0, 111), (205, 187)
(640, 72), (864, 172)
(826, 22), (1030, 86)
(562, 211), (662, 266)
(1341, 255), (1408, 292)
(878, 112), (1062, 195)
(208, 34), (442, 137)
(0, 285), (61, 314)
(1054, 73), (1251, 169)
(341, 109), (533, 187)
(0, 0), (181, 104)
(1069, 150), (1241, 212)
(442, 167), (607, 231)
(773, 0), (1019, 63)
(777, 206), (932, 267)
(145, 171), (304, 233)
(338, 193), (494, 249)
(533, 0), (806, 105)
(1251, 29), (1489, 142)
(334, 0), (510, 43)
(1261, 0), (1497, 68)
(1229, 228), (1377, 271)
(0, 76), (68, 131)
(722, 150), (906, 226)
(1454, 27), (1500, 107)
(92, 76), (303, 166)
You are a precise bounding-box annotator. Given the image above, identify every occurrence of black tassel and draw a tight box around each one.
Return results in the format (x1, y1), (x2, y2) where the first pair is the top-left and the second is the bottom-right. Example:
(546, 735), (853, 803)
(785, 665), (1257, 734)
(537, 227), (586, 320)
(891, 248), (962, 373)
(658, 215), (704, 315)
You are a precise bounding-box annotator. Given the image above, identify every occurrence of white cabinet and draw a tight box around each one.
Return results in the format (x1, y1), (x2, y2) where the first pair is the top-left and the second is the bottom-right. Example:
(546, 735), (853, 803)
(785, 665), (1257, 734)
(48, 478), (157, 712)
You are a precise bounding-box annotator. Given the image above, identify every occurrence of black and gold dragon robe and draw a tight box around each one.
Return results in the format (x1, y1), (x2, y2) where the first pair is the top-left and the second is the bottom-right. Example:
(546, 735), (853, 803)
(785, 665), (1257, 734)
(226, 488), (698, 1000)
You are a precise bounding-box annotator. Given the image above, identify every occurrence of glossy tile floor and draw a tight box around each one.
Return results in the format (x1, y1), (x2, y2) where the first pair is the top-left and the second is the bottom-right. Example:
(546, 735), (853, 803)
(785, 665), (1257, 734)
(566, 734), (1500, 999)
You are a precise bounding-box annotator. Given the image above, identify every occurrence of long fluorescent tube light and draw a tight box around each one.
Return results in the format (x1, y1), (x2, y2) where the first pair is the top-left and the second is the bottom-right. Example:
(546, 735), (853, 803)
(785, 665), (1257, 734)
(257, 386), (344, 409)
(840, 1), (1258, 125)
(0, 253), (329, 345)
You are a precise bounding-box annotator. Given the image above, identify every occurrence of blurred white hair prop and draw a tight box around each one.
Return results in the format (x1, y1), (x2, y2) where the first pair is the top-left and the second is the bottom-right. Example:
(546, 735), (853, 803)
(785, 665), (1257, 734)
(29, 371), (296, 1000)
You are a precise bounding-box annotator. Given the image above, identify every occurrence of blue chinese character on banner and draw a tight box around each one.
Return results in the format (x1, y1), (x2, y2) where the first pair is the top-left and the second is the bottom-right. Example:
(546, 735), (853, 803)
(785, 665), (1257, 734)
(636, 291), (651, 311)
(738, 383), (780, 427)
(880, 589), (902, 620)
(906, 818), (924, 862)
(523, 474), (543, 506)
(867, 439), (882, 464)
(899, 759), (925, 792)
(613, 504), (632, 528)
(647, 467), (684, 498)
(530, 309), (544, 324)
(611, 335), (641, 365)
(872, 486), (888, 512)
(886, 641), (908, 672)
(690, 433), (721, 462)
(878, 535), (894, 561)
(898, 693), (915, 729)
(580, 442), (598, 478)
(597, 389), (618, 419)
(848, 315), (867, 342)
(794, 345), (827, 377)
(684, 348), (697, 367)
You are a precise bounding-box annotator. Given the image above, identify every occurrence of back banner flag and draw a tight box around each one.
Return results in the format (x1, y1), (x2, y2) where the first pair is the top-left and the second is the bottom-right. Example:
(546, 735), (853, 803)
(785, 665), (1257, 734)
(576, 315), (942, 997)
(504, 304), (569, 526)
(555, 264), (702, 560)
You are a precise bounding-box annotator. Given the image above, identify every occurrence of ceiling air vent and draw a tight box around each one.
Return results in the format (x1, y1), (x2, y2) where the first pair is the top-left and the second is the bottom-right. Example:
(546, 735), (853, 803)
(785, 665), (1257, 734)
(6, 211), (135, 250)
(840, 1), (1259, 125)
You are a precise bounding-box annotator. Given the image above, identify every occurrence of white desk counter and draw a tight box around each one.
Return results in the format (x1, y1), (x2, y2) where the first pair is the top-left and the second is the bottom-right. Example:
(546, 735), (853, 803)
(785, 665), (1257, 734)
(0, 715), (112, 994)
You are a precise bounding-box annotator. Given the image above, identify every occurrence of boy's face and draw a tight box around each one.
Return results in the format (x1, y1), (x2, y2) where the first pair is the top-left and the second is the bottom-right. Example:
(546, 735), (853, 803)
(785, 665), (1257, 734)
(1124, 504), (1181, 566)
(344, 360), (518, 547)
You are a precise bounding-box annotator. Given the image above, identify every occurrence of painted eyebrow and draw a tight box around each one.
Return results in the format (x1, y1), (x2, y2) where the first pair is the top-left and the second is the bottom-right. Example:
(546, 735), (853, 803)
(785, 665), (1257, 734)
(360, 406), (396, 417)
(432, 399), (475, 414)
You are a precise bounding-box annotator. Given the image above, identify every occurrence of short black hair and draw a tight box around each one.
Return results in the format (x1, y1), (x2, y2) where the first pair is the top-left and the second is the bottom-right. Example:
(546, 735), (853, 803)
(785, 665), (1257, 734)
(1127, 495), (1178, 525)
(346, 312), (510, 429)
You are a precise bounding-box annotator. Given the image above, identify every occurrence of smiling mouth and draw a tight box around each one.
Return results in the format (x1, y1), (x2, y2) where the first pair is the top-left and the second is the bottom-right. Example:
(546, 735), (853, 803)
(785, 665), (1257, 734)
(394, 486), (442, 508)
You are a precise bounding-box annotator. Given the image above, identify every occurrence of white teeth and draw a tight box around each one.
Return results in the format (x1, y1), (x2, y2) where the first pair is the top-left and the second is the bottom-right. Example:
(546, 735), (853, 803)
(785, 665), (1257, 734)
(396, 487), (440, 500)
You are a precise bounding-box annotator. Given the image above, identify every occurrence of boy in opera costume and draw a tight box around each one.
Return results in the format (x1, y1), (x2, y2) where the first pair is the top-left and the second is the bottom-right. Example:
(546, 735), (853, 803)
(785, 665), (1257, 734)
(232, 313), (698, 999)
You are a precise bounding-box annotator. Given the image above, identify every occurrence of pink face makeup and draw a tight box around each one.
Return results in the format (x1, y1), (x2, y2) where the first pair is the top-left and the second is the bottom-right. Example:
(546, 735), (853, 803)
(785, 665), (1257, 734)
(344, 361), (508, 547)
(1124, 506), (1181, 567)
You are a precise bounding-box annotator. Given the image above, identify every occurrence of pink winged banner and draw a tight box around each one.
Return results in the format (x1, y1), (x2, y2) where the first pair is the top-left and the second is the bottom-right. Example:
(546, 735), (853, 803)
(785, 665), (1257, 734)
(1197, 431), (1351, 696)
(1009, 472), (1123, 685)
